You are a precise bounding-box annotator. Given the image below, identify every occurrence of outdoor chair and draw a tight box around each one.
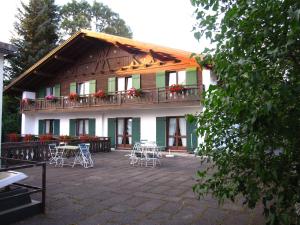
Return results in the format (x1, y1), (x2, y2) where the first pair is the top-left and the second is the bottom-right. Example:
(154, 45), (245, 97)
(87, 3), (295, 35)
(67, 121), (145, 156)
(73, 143), (94, 168)
(55, 145), (66, 167)
(141, 145), (161, 167)
(48, 143), (57, 165)
(129, 142), (142, 166)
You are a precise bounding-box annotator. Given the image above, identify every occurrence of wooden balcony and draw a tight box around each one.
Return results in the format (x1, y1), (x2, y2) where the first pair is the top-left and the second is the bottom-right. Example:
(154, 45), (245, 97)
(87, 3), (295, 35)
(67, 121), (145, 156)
(21, 86), (201, 113)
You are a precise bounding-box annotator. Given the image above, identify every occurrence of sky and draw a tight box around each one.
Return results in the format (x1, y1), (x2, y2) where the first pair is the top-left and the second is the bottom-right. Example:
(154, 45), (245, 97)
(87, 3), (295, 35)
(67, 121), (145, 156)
(0, 0), (209, 53)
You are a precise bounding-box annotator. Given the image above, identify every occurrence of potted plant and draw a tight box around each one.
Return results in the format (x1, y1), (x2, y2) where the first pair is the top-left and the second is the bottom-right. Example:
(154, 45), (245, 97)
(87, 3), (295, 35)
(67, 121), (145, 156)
(23, 134), (34, 142)
(68, 92), (79, 101)
(127, 88), (142, 97)
(21, 98), (32, 105)
(169, 84), (185, 94)
(94, 89), (106, 98)
(45, 94), (56, 102)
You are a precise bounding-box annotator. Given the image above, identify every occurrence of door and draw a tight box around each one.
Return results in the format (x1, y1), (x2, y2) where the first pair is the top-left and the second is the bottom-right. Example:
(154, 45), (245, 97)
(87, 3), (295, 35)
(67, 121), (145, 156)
(167, 117), (187, 150)
(117, 118), (132, 149)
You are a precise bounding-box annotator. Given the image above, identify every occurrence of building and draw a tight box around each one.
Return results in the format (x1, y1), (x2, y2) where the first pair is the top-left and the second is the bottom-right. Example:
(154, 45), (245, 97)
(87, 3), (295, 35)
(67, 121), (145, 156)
(4, 30), (215, 152)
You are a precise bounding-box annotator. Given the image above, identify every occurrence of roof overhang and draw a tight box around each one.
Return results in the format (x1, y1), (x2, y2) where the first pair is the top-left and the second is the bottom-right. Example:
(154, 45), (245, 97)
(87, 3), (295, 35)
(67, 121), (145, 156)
(4, 29), (201, 93)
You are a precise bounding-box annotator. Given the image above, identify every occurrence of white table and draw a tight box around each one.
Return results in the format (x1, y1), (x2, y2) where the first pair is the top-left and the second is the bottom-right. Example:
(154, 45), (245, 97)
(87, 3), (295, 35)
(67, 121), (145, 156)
(55, 145), (79, 167)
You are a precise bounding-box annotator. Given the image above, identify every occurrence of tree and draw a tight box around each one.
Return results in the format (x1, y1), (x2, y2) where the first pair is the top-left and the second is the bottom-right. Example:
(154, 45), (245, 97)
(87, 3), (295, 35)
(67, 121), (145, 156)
(7, 0), (59, 79)
(3, 0), (59, 139)
(59, 0), (132, 39)
(190, 0), (300, 224)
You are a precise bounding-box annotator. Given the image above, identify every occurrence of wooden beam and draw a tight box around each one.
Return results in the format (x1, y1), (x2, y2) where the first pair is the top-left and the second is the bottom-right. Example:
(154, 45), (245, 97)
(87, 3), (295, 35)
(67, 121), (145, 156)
(54, 55), (75, 64)
(33, 70), (52, 77)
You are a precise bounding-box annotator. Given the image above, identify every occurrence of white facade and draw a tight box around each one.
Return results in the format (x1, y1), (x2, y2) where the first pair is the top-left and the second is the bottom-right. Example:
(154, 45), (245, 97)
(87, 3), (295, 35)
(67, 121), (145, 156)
(21, 106), (202, 140)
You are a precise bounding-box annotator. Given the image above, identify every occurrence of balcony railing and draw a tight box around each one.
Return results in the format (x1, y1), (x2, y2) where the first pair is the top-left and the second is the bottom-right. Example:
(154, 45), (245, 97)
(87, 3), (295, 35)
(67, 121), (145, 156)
(21, 85), (201, 112)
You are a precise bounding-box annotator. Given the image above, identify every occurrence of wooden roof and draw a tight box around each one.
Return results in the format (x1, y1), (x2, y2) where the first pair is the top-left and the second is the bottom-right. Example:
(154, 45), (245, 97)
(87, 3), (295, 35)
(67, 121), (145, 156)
(4, 29), (200, 93)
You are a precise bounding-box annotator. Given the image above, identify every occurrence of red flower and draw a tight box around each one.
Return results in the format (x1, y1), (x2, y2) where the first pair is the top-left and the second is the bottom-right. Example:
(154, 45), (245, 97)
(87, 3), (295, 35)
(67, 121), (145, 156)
(69, 92), (78, 100)
(94, 90), (106, 98)
(127, 88), (142, 97)
(169, 84), (184, 93)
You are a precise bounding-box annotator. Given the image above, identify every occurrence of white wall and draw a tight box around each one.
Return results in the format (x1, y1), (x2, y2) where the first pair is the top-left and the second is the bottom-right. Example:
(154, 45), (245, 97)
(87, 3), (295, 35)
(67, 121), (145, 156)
(22, 91), (36, 99)
(202, 69), (217, 89)
(21, 107), (202, 141)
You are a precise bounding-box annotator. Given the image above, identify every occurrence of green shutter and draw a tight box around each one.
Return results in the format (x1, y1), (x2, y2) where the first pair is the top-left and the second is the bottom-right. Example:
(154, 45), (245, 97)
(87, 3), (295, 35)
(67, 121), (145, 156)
(89, 118), (96, 136)
(132, 118), (141, 145)
(132, 74), (141, 89)
(38, 120), (45, 135)
(53, 119), (60, 136)
(37, 88), (46, 98)
(108, 77), (116, 93)
(187, 120), (198, 152)
(54, 84), (60, 97)
(108, 118), (116, 147)
(89, 80), (96, 94)
(70, 82), (77, 93)
(156, 71), (165, 88)
(156, 117), (166, 148)
(186, 67), (197, 86)
(69, 119), (76, 136)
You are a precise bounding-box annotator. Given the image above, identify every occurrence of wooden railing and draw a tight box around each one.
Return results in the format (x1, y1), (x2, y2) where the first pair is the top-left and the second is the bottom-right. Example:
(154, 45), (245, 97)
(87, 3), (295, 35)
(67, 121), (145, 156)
(21, 86), (201, 112)
(1, 138), (111, 162)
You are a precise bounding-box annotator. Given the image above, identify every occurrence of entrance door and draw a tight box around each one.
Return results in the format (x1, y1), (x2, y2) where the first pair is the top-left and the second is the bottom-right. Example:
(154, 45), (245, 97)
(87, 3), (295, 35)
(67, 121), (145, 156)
(117, 118), (132, 149)
(167, 117), (187, 150)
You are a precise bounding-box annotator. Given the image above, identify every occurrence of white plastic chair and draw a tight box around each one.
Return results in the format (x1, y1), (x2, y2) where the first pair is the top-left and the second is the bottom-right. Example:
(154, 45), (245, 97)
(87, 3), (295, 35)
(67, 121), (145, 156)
(129, 142), (143, 166)
(48, 143), (57, 165)
(73, 143), (94, 168)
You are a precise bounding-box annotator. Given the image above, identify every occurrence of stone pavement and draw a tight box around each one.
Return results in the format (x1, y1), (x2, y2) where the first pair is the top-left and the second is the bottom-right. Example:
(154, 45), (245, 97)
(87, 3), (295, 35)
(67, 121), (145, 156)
(13, 150), (265, 225)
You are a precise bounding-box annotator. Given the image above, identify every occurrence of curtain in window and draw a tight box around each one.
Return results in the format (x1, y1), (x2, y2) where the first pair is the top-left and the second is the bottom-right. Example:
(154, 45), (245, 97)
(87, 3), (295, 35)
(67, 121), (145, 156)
(78, 83), (84, 95)
(126, 77), (132, 90)
(179, 118), (187, 146)
(127, 118), (132, 144)
(78, 120), (84, 135)
(118, 77), (125, 91)
(46, 87), (53, 96)
(178, 71), (186, 85)
(169, 72), (177, 86)
(84, 120), (89, 135)
(45, 120), (50, 134)
(168, 118), (176, 146)
(117, 119), (124, 144)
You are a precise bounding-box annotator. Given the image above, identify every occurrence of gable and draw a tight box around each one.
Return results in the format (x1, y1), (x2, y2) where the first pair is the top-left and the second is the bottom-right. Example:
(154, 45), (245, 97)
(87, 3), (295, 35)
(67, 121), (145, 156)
(4, 30), (199, 93)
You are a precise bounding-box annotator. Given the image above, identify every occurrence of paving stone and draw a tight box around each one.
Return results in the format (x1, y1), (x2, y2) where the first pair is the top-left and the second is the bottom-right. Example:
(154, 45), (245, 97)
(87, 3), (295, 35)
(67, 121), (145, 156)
(136, 199), (166, 213)
(12, 151), (263, 225)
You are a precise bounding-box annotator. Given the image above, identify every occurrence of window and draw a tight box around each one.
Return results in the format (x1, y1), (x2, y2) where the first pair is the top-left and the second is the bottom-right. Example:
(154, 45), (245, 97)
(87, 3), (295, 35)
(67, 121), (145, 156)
(76, 119), (89, 136)
(45, 119), (54, 134)
(46, 87), (54, 96)
(117, 77), (132, 91)
(77, 82), (89, 95)
(166, 71), (186, 86)
(167, 117), (187, 150)
(117, 118), (132, 148)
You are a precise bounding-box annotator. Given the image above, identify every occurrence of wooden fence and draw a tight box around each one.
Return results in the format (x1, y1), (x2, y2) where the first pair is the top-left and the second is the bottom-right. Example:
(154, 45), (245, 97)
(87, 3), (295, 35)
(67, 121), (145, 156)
(1, 138), (111, 162)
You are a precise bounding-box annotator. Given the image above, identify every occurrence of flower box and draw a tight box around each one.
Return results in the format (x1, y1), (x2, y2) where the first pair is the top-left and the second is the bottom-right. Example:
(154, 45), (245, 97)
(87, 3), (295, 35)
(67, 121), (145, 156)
(94, 90), (106, 98)
(68, 92), (79, 101)
(169, 84), (185, 94)
(45, 95), (56, 102)
(127, 88), (142, 97)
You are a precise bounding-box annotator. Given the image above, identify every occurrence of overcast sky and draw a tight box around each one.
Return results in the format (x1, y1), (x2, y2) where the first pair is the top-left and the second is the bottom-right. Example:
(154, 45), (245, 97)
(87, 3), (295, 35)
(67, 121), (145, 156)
(0, 0), (209, 53)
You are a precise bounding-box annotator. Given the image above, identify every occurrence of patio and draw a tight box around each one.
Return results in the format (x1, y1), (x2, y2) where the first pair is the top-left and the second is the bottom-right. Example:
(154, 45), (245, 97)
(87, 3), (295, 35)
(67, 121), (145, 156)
(13, 150), (264, 225)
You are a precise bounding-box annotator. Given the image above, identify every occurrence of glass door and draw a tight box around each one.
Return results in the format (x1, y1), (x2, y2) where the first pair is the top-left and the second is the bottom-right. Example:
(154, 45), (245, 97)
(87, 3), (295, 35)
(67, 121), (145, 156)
(117, 118), (132, 149)
(167, 117), (187, 150)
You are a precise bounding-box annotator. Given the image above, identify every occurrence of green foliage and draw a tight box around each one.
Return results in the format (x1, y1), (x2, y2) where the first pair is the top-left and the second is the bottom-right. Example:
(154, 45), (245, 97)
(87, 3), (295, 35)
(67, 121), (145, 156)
(191, 0), (300, 224)
(2, 95), (21, 140)
(6, 0), (59, 79)
(60, 0), (132, 38)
